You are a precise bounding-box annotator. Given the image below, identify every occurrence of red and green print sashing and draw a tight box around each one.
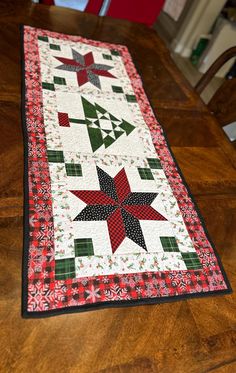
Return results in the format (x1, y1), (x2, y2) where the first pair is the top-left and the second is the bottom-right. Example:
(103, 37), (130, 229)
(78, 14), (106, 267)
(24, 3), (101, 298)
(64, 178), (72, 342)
(22, 25), (231, 317)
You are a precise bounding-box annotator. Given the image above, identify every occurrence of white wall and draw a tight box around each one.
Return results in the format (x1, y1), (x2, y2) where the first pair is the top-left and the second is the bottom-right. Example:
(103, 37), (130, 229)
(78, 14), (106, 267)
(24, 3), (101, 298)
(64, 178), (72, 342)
(171, 0), (227, 57)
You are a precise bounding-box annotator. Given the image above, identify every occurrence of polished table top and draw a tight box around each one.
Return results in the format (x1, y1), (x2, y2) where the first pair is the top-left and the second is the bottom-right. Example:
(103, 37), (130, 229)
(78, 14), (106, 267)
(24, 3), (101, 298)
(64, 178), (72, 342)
(0, 1), (235, 372)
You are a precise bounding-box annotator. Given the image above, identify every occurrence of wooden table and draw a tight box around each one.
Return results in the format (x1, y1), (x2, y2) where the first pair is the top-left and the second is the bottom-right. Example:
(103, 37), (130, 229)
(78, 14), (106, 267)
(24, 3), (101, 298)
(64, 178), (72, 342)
(0, 2), (235, 372)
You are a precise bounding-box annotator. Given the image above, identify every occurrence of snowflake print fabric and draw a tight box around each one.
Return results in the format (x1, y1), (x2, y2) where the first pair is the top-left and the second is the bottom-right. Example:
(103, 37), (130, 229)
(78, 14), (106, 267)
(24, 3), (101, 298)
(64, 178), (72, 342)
(21, 26), (231, 317)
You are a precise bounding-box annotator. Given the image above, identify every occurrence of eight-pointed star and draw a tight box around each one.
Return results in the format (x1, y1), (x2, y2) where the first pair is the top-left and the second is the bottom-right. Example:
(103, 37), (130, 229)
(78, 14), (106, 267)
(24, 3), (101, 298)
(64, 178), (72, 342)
(70, 166), (167, 253)
(54, 49), (116, 89)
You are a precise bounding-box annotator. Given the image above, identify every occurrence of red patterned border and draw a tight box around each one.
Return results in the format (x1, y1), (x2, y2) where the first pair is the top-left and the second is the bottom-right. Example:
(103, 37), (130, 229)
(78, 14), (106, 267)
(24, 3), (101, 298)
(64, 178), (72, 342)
(22, 25), (230, 315)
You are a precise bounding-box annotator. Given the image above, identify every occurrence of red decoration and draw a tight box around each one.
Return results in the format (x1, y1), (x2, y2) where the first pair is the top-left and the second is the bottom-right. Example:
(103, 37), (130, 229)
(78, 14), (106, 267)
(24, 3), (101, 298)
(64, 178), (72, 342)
(85, 0), (104, 14)
(58, 112), (70, 127)
(106, 0), (165, 26)
(40, 0), (164, 26)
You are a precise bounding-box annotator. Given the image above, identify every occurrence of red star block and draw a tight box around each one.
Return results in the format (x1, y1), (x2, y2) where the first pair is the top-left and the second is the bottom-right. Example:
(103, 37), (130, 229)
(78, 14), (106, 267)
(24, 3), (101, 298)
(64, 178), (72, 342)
(55, 49), (116, 89)
(70, 167), (167, 253)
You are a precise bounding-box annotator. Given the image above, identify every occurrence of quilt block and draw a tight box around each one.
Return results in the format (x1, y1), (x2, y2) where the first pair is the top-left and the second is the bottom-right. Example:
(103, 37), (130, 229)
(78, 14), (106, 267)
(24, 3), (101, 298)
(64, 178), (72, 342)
(21, 26), (231, 317)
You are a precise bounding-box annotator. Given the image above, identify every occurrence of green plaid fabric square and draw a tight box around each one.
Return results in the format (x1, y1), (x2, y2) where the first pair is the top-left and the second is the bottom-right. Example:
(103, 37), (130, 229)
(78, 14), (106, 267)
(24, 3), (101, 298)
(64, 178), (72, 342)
(54, 76), (66, 85)
(55, 258), (75, 280)
(65, 163), (82, 176)
(126, 94), (137, 103)
(181, 252), (202, 269)
(50, 44), (61, 50)
(147, 158), (162, 169)
(112, 86), (124, 93)
(42, 82), (55, 91)
(74, 238), (94, 257)
(160, 237), (179, 252)
(111, 49), (120, 56)
(102, 54), (112, 60)
(38, 36), (48, 42)
(138, 168), (154, 180)
(47, 150), (64, 163)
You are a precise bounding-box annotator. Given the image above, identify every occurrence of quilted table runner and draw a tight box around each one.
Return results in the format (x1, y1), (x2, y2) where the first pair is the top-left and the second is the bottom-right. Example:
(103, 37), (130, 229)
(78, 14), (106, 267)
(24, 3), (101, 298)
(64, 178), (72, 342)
(21, 25), (231, 317)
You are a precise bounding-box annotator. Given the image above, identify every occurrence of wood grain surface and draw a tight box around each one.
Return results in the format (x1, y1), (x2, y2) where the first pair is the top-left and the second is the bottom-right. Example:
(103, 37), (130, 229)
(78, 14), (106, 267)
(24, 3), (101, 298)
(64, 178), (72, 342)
(0, 1), (235, 372)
